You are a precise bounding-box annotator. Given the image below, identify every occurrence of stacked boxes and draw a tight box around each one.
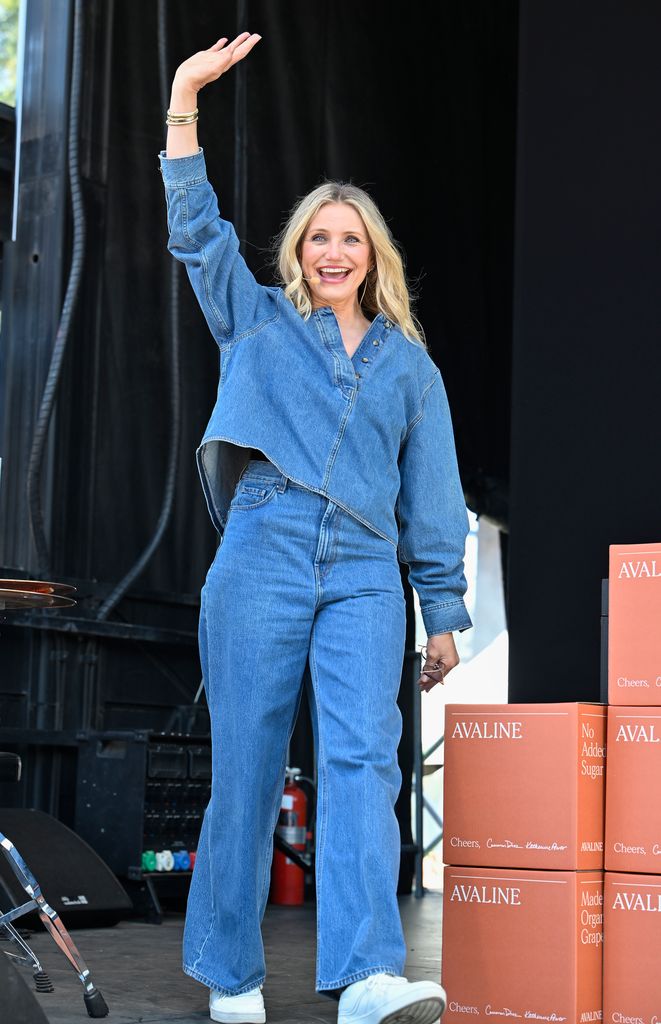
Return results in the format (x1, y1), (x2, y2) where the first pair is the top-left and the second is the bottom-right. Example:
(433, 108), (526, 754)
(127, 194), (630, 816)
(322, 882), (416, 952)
(603, 542), (661, 1018)
(441, 703), (606, 1022)
(439, 543), (661, 1016)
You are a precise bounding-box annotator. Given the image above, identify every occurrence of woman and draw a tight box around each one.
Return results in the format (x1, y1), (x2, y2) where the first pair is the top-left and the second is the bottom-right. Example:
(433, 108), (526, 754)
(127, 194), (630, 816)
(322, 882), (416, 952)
(159, 31), (473, 1024)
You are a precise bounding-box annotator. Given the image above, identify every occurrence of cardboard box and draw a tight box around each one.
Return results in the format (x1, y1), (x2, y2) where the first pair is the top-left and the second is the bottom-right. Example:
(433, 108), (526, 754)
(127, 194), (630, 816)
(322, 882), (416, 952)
(609, 541), (661, 705)
(603, 872), (661, 1017)
(605, 706), (661, 873)
(443, 703), (606, 870)
(442, 865), (603, 1023)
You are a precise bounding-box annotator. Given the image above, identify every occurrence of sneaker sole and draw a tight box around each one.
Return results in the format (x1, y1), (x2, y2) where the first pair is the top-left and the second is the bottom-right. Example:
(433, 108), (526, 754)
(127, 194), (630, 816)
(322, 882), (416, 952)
(378, 996), (444, 1024)
(210, 1009), (266, 1024)
(210, 1011), (266, 1019)
(339, 991), (445, 1024)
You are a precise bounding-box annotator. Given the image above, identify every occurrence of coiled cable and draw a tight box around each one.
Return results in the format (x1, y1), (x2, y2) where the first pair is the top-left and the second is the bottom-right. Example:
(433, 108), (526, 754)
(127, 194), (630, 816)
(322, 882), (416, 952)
(96, 0), (182, 619)
(26, 0), (86, 576)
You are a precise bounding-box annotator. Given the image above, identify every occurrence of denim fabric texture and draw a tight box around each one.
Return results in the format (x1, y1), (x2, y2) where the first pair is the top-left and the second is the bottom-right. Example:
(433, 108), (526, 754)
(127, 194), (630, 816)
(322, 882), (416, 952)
(157, 146), (472, 638)
(185, 461), (408, 995)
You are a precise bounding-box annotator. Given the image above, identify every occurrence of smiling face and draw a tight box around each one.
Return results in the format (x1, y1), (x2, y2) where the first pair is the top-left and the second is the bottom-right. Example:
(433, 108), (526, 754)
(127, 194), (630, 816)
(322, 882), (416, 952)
(300, 202), (374, 312)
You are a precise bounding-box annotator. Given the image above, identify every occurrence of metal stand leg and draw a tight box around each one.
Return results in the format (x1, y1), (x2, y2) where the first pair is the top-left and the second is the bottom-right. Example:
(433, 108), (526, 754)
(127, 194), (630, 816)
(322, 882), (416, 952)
(144, 875), (164, 925)
(413, 655), (425, 898)
(0, 832), (109, 1017)
(0, 917), (54, 991)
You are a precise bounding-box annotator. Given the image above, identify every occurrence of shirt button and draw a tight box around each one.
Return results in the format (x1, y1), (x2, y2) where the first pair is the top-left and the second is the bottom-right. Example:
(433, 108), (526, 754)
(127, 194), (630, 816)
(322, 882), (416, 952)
(384, 320), (392, 329)
(361, 357), (370, 363)
(372, 339), (380, 346)
(355, 372), (361, 378)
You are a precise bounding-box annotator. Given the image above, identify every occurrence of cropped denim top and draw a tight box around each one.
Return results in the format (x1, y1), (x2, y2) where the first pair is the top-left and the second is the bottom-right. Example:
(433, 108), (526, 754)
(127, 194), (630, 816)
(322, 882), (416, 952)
(157, 147), (473, 637)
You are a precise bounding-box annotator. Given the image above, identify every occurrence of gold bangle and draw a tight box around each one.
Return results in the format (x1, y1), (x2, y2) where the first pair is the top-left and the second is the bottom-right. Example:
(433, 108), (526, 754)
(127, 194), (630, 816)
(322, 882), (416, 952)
(167, 106), (198, 117)
(166, 113), (198, 123)
(166, 108), (199, 126)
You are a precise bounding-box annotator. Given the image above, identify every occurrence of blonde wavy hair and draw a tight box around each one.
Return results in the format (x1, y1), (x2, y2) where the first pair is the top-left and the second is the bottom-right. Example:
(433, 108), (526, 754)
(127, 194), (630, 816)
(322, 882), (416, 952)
(271, 181), (426, 348)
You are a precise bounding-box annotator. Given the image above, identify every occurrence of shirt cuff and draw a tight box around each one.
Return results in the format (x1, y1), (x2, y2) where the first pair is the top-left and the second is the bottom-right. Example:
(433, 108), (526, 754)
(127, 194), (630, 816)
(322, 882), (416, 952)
(157, 146), (207, 186)
(420, 600), (473, 637)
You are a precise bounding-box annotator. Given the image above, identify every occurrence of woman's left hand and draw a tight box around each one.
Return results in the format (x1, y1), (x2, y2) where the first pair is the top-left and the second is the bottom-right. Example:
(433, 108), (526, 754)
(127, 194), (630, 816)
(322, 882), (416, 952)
(417, 632), (460, 692)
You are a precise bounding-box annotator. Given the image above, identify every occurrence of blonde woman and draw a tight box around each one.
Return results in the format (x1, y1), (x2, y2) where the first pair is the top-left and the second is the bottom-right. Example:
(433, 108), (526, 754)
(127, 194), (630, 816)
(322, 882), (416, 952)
(159, 31), (473, 1024)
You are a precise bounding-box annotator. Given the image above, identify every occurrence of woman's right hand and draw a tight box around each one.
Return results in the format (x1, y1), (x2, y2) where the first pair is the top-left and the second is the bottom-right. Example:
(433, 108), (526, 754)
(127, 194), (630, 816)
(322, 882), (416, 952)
(173, 31), (262, 95)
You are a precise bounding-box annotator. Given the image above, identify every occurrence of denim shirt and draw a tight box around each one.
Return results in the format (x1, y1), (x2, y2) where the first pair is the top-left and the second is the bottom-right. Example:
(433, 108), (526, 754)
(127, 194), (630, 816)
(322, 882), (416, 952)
(157, 147), (473, 637)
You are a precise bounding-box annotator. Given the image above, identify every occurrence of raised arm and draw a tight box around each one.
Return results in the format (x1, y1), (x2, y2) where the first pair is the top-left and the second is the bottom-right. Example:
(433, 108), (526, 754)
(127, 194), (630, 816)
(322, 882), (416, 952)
(165, 33), (261, 159)
(159, 33), (273, 345)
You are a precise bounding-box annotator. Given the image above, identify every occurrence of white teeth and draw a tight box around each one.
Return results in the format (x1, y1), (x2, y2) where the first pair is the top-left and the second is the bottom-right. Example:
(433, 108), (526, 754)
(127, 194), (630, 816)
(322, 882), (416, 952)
(319, 268), (350, 274)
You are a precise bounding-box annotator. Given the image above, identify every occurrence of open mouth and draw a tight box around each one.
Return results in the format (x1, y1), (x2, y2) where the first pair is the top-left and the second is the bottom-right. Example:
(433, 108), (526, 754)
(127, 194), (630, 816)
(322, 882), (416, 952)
(316, 267), (352, 283)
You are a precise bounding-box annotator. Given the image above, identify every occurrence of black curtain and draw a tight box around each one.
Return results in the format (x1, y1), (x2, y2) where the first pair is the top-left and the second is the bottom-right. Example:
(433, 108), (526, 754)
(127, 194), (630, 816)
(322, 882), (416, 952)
(508, 0), (661, 701)
(54, 0), (516, 596)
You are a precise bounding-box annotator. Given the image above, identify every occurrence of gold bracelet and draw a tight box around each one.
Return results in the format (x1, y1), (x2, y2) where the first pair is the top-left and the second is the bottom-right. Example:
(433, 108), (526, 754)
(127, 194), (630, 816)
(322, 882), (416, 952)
(166, 108), (199, 126)
(165, 110), (199, 123)
(167, 106), (198, 117)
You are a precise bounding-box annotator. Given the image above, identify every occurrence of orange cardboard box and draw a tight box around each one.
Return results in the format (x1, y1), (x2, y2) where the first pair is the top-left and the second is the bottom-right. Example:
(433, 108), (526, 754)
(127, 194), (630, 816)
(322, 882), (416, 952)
(605, 706), (661, 873)
(442, 865), (603, 1023)
(609, 541), (661, 705)
(603, 872), (661, 1017)
(443, 703), (606, 870)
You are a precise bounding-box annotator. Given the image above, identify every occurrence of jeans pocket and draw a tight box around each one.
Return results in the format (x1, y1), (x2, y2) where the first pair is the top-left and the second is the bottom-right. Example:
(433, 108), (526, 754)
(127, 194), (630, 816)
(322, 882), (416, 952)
(229, 478), (280, 511)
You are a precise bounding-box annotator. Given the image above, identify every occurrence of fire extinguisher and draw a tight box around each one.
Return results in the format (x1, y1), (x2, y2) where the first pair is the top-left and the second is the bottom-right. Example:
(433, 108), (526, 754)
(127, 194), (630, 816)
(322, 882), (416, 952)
(270, 767), (308, 905)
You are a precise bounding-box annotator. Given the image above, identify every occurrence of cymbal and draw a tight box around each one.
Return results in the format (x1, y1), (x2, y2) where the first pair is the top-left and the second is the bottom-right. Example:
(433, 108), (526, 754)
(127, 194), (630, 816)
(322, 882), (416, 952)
(0, 588), (77, 610)
(0, 579), (77, 596)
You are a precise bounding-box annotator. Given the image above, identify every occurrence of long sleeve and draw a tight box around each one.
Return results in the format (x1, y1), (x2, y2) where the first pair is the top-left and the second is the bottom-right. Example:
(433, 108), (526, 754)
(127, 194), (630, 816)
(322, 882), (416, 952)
(157, 146), (275, 345)
(396, 369), (473, 637)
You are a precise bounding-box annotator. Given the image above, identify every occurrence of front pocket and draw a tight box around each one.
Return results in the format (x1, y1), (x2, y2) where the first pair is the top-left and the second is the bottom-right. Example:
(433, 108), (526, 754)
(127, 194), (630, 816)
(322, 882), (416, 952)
(229, 479), (279, 510)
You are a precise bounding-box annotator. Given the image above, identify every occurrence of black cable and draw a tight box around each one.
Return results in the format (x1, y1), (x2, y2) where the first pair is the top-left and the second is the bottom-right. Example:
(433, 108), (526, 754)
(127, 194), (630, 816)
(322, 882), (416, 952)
(25, 0), (86, 576)
(96, 0), (182, 620)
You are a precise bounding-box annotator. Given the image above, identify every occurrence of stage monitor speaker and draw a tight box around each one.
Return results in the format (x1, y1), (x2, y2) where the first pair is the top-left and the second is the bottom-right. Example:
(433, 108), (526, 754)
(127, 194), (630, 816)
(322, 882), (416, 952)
(0, 808), (132, 928)
(0, 953), (49, 1024)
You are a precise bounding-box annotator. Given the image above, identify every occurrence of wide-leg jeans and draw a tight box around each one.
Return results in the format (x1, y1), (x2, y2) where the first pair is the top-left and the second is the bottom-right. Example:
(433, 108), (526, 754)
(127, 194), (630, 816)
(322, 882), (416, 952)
(183, 459), (408, 997)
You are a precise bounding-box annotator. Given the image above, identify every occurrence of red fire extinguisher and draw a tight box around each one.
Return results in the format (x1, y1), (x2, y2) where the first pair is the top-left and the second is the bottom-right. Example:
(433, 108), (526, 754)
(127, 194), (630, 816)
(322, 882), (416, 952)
(270, 767), (308, 905)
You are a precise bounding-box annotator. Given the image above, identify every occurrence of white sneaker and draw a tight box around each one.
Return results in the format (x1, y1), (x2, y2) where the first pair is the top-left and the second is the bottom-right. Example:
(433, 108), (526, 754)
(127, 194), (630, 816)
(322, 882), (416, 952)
(209, 983), (266, 1023)
(337, 973), (446, 1024)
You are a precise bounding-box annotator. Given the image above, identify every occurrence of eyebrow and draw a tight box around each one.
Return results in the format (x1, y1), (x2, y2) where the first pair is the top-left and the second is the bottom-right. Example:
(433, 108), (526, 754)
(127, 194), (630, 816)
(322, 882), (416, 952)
(307, 227), (365, 236)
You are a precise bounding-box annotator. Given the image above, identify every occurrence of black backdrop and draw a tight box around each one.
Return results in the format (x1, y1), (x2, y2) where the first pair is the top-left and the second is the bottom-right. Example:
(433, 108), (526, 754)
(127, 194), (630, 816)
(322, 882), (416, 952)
(73, 0), (516, 596)
(508, 0), (661, 701)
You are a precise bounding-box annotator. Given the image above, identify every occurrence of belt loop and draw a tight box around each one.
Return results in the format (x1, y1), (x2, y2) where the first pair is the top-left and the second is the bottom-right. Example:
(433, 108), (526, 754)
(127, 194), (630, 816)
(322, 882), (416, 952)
(278, 473), (288, 493)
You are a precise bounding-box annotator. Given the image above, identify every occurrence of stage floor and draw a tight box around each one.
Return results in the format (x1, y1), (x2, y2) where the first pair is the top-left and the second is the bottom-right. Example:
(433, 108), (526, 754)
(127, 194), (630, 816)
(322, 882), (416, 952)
(11, 891), (443, 1023)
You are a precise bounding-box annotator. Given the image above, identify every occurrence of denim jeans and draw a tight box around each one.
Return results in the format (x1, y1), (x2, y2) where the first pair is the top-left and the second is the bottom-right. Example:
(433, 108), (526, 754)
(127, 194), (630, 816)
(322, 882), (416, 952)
(183, 459), (409, 996)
